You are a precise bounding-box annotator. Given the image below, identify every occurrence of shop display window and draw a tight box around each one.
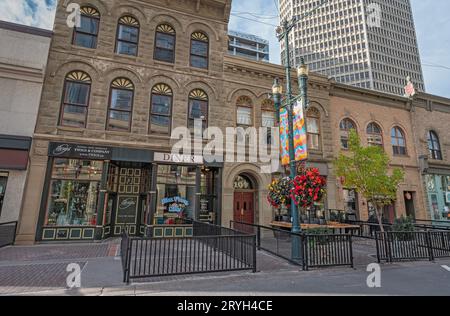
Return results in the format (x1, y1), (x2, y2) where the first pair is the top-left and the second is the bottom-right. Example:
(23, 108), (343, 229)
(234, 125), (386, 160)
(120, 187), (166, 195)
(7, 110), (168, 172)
(45, 159), (103, 226)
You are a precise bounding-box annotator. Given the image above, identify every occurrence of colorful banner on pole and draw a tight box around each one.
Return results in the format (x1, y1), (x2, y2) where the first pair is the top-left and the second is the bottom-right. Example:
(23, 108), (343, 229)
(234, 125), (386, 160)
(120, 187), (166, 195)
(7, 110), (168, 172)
(280, 100), (308, 166)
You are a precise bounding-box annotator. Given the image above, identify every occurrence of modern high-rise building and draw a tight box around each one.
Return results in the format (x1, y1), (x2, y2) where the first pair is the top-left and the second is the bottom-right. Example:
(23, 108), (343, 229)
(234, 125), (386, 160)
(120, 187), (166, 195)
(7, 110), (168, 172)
(279, 0), (425, 96)
(228, 30), (270, 62)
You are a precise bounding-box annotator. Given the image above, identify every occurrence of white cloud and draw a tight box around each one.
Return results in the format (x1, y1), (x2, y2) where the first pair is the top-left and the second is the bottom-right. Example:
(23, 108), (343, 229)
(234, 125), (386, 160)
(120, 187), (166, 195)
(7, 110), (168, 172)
(0, 0), (56, 30)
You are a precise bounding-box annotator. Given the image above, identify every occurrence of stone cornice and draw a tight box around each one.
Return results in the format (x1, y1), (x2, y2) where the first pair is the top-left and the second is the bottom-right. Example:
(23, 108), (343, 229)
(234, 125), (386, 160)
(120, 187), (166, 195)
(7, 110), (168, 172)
(0, 62), (45, 83)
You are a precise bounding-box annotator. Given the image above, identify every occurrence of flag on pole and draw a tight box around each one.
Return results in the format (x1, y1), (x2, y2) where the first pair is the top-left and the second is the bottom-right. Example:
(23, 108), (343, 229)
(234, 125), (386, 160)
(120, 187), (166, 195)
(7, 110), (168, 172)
(280, 100), (308, 166)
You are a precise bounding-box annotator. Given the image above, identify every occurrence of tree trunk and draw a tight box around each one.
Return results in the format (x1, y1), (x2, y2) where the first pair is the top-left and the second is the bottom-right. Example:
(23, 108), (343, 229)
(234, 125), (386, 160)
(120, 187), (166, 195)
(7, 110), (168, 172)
(375, 206), (385, 234)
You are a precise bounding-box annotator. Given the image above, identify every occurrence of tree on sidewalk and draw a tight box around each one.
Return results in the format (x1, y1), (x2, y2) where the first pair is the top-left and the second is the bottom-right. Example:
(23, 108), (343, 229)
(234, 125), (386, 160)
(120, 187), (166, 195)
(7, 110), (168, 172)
(334, 130), (404, 232)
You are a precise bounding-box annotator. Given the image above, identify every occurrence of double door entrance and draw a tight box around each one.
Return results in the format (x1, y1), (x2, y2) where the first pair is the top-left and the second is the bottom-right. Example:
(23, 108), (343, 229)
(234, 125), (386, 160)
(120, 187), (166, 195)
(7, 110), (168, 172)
(233, 192), (255, 224)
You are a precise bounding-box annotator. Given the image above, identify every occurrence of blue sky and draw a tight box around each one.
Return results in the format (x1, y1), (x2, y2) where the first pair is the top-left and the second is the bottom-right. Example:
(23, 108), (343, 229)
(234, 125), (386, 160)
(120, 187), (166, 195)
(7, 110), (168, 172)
(0, 0), (448, 98)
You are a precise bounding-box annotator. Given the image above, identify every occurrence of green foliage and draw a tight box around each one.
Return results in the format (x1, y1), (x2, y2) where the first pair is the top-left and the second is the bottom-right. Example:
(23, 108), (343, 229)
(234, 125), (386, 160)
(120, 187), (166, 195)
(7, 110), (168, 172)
(392, 215), (416, 232)
(334, 130), (405, 230)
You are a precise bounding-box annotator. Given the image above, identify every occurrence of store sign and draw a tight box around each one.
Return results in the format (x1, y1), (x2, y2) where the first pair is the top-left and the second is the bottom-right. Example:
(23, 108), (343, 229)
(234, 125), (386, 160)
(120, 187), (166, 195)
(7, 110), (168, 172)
(162, 196), (190, 213)
(116, 196), (138, 224)
(154, 152), (203, 164)
(49, 142), (112, 160)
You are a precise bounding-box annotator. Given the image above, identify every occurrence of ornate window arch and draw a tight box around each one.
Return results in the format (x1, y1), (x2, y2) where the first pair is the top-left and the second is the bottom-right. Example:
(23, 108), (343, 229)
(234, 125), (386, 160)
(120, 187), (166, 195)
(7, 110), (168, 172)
(188, 89), (209, 132)
(60, 71), (92, 127)
(391, 127), (407, 156)
(150, 83), (173, 134)
(428, 131), (443, 160)
(340, 118), (357, 150)
(115, 15), (140, 56)
(366, 122), (383, 148)
(306, 107), (321, 150)
(190, 32), (209, 69)
(73, 6), (100, 49)
(154, 24), (176, 63)
(107, 78), (134, 132)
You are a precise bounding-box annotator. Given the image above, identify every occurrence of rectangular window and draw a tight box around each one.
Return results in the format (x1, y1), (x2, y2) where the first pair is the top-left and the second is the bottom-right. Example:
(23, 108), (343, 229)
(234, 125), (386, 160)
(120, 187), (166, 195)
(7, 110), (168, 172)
(307, 117), (320, 150)
(155, 165), (196, 223)
(45, 159), (103, 227)
(116, 25), (138, 56)
(151, 94), (172, 134)
(154, 32), (175, 63)
(237, 107), (252, 126)
(61, 82), (90, 127)
(0, 172), (8, 219)
(73, 15), (99, 49)
(191, 40), (208, 69)
(188, 99), (208, 131)
(108, 89), (133, 132)
(262, 111), (275, 145)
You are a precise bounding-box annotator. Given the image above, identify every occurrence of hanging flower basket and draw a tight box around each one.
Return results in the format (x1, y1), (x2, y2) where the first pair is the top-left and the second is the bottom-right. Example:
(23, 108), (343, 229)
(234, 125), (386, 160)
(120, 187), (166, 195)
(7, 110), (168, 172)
(267, 177), (292, 209)
(291, 168), (327, 209)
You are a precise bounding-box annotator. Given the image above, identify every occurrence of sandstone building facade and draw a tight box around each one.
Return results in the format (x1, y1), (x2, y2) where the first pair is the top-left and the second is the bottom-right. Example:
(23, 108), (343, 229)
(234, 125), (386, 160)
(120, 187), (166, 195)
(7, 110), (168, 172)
(15, 0), (449, 244)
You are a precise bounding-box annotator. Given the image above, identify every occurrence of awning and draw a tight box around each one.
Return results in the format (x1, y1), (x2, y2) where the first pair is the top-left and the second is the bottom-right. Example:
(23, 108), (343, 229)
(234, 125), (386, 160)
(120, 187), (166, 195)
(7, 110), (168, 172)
(0, 135), (31, 170)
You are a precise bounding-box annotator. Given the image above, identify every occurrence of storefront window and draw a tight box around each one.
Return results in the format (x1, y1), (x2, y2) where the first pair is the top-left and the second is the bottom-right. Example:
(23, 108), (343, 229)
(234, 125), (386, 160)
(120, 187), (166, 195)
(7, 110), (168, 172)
(343, 189), (358, 219)
(155, 165), (196, 224)
(199, 168), (218, 223)
(45, 159), (103, 227)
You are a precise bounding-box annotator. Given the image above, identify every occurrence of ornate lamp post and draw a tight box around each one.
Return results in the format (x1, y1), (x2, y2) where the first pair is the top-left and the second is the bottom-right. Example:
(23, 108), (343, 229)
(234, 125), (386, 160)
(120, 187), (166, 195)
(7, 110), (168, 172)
(271, 11), (313, 260)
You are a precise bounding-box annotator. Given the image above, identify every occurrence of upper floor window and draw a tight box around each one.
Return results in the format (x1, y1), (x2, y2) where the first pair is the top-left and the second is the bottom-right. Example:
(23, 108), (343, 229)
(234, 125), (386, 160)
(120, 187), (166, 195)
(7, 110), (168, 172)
(154, 24), (176, 63)
(107, 78), (134, 132)
(391, 127), (407, 156)
(190, 32), (209, 69)
(150, 84), (173, 134)
(60, 71), (91, 128)
(116, 16), (139, 56)
(367, 122), (383, 148)
(73, 6), (100, 49)
(188, 89), (208, 133)
(306, 107), (320, 151)
(236, 96), (253, 127)
(428, 131), (443, 160)
(340, 118), (356, 150)
(262, 99), (275, 145)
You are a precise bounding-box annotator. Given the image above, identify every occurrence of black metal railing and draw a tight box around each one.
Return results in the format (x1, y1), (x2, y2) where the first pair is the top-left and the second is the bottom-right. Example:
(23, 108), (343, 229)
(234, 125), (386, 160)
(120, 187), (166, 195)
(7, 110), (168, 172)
(345, 220), (393, 239)
(0, 221), (18, 248)
(121, 221), (256, 283)
(376, 231), (450, 263)
(231, 221), (354, 270)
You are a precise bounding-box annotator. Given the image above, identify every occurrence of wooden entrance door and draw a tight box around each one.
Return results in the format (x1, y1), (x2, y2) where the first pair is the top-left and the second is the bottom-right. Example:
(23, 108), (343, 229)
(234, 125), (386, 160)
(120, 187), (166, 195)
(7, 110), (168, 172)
(234, 192), (254, 224)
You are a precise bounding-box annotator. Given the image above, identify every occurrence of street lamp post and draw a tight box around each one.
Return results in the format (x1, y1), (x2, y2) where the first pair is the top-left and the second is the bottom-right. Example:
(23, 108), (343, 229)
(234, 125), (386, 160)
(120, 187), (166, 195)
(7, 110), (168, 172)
(272, 25), (309, 262)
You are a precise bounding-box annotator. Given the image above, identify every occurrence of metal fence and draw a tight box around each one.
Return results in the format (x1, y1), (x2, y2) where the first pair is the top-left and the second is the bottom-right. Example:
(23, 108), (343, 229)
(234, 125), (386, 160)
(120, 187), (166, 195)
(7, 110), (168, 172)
(0, 221), (17, 248)
(231, 221), (354, 270)
(376, 231), (450, 263)
(121, 221), (256, 283)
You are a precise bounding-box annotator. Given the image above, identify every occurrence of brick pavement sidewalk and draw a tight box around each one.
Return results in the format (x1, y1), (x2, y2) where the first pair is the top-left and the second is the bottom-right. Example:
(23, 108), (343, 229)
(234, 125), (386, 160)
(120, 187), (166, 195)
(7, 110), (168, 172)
(0, 240), (121, 295)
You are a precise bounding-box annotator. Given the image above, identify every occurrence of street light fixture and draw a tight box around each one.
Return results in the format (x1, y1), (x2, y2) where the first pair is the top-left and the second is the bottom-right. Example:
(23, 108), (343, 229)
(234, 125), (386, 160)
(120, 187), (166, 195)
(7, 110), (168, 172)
(272, 16), (312, 261)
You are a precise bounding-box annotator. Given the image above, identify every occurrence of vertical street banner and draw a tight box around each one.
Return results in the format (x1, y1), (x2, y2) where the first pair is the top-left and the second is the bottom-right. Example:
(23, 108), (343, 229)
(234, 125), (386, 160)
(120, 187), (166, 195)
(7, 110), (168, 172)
(279, 100), (308, 166)
(279, 107), (290, 166)
(293, 100), (308, 161)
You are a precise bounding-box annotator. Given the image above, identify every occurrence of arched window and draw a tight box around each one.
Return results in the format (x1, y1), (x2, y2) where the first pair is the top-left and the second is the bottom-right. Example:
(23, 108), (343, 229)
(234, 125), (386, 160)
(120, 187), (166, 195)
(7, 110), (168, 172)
(60, 71), (92, 127)
(306, 107), (320, 150)
(190, 32), (209, 69)
(236, 96), (253, 127)
(340, 118), (356, 150)
(154, 24), (176, 63)
(73, 6), (100, 49)
(261, 99), (275, 145)
(150, 84), (173, 134)
(367, 122), (383, 148)
(107, 78), (134, 132)
(428, 131), (443, 160)
(188, 89), (208, 132)
(391, 127), (407, 156)
(115, 16), (139, 56)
